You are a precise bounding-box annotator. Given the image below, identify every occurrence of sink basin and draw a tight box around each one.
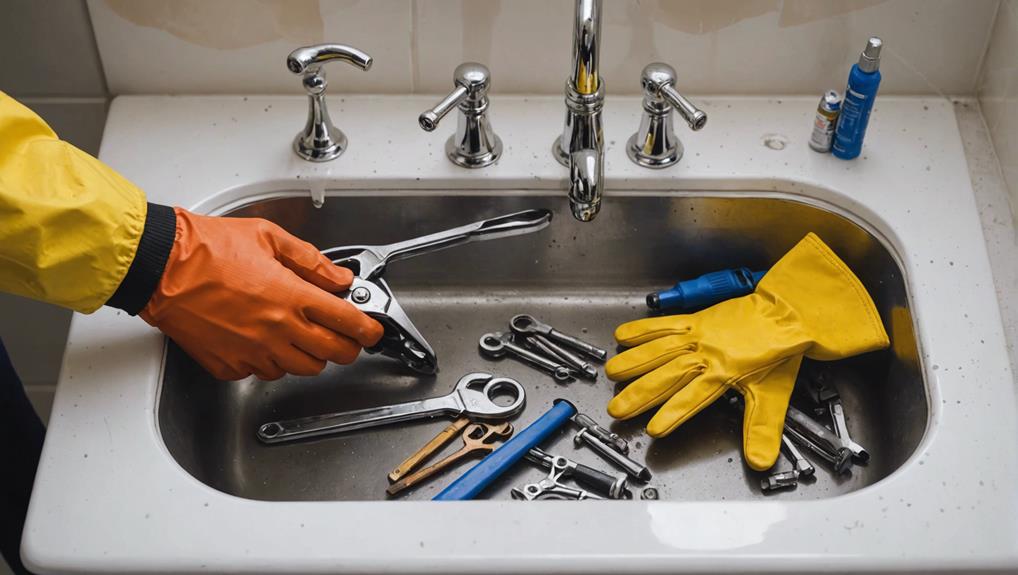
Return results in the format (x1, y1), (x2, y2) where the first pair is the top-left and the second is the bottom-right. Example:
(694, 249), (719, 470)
(158, 192), (925, 501)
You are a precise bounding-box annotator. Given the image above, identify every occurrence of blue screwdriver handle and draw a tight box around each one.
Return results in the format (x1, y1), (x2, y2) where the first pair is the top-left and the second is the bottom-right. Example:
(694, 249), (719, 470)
(433, 399), (577, 501)
(647, 268), (767, 312)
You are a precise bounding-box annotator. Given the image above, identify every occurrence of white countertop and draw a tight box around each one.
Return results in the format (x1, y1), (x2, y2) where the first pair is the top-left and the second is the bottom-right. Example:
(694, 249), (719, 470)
(22, 94), (1018, 573)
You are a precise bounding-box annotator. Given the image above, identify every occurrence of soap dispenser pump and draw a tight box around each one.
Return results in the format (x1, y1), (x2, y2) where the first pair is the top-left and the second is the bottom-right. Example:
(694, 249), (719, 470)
(832, 37), (882, 160)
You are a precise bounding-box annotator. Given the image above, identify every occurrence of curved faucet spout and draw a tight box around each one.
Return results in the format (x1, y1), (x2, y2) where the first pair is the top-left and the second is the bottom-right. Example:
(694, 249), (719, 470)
(555, 0), (605, 222)
(569, 149), (602, 222)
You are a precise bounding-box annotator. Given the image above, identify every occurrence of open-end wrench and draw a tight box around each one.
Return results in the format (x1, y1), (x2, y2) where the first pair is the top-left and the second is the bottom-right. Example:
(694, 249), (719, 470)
(479, 332), (575, 383)
(509, 314), (607, 361)
(387, 421), (513, 496)
(257, 372), (525, 444)
(388, 417), (471, 482)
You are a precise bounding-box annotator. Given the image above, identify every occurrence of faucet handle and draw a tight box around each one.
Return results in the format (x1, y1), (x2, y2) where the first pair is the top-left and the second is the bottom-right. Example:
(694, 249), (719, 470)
(288, 44), (373, 162)
(627, 62), (707, 168)
(419, 63), (503, 169)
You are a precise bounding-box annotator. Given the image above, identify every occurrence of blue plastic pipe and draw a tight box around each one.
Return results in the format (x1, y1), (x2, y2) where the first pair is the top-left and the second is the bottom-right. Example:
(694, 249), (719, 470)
(433, 399), (577, 501)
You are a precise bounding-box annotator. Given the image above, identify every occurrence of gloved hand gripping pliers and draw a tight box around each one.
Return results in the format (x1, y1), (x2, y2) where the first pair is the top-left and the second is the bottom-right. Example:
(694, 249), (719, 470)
(322, 209), (553, 374)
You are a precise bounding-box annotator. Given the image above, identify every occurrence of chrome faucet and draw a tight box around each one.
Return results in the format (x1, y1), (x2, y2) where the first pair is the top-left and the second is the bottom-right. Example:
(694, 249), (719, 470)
(553, 0), (604, 222)
(626, 63), (707, 168)
(419, 62), (503, 169)
(287, 44), (372, 162)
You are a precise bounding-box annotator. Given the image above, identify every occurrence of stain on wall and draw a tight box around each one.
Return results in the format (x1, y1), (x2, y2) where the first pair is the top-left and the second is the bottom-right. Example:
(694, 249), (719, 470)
(105, 0), (325, 49)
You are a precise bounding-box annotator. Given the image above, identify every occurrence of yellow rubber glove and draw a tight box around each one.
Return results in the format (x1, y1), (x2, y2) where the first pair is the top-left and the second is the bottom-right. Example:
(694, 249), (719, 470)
(605, 233), (889, 470)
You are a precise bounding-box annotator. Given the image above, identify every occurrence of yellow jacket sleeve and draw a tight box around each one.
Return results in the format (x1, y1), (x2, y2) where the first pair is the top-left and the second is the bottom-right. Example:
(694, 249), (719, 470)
(0, 91), (147, 313)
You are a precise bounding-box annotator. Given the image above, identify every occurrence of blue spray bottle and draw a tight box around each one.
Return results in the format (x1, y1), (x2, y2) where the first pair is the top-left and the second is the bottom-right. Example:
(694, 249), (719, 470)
(832, 37), (882, 160)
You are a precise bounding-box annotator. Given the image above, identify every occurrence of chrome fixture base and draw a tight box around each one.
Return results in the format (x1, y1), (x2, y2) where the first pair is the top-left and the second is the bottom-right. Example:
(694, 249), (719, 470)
(446, 133), (503, 169)
(420, 62), (502, 169)
(626, 62), (706, 169)
(287, 43), (372, 162)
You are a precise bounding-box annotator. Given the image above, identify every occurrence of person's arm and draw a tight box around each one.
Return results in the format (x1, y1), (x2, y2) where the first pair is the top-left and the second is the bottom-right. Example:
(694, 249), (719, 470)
(0, 92), (150, 312)
(0, 92), (382, 380)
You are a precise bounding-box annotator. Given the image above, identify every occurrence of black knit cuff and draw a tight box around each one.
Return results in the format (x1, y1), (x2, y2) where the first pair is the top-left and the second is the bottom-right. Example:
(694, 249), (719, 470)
(106, 203), (177, 315)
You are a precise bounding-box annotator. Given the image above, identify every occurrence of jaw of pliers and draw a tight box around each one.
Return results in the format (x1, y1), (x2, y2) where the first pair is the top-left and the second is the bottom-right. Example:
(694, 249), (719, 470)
(338, 275), (437, 374)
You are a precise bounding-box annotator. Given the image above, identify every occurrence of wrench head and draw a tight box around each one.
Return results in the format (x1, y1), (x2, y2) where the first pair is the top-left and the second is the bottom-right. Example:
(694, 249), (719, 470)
(509, 314), (552, 336)
(324, 245), (389, 280)
(477, 332), (509, 357)
(453, 372), (526, 419)
(340, 277), (437, 374)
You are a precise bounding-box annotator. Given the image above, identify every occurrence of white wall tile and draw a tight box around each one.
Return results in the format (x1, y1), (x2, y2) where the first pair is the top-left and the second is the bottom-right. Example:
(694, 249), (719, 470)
(88, 0), (413, 94)
(979, 0), (1018, 221)
(86, 0), (998, 97)
(413, 0), (999, 96)
(0, 0), (107, 97)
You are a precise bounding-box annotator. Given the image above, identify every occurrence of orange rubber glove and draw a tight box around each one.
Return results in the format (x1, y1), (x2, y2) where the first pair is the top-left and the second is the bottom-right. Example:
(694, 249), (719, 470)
(141, 208), (384, 381)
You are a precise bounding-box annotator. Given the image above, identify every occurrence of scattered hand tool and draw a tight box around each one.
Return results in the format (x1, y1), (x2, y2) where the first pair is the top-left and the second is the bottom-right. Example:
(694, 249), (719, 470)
(387, 421), (514, 496)
(322, 209), (553, 373)
(511, 454), (603, 501)
(781, 433), (815, 478)
(646, 267), (767, 312)
(806, 373), (870, 462)
(784, 404), (853, 474)
(526, 447), (629, 499)
(572, 412), (651, 482)
(520, 333), (598, 380)
(572, 412), (629, 454)
(434, 399), (577, 500)
(509, 314), (607, 361)
(479, 331), (575, 383)
(388, 417), (471, 482)
(256, 372), (525, 444)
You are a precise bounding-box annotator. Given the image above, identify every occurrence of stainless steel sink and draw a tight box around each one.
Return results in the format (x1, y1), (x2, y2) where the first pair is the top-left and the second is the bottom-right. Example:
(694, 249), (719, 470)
(157, 192), (926, 501)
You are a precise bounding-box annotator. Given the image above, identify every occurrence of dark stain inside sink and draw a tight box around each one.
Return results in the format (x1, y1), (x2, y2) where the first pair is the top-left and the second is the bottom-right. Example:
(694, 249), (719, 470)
(158, 194), (926, 501)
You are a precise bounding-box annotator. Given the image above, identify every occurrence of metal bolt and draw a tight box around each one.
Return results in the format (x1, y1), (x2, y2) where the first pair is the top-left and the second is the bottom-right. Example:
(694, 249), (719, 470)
(640, 487), (660, 500)
(351, 287), (371, 304)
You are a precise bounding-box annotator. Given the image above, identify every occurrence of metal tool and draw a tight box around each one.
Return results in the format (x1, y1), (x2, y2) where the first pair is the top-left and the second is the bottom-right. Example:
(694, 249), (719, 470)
(527, 447), (629, 499)
(572, 412), (628, 454)
(387, 421), (513, 496)
(781, 433), (815, 478)
(323, 209), (553, 373)
(389, 417), (470, 482)
(761, 469), (799, 492)
(784, 405), (853, 474)
(479, 332), (575, 383)
(435, 399), (577, 501)
(518, 332), (598, 380)
(257, 373), (525, 444)
(806, 374), (870, 462)
(574, 427), (651, 482)
(508, 314), (607, 361)
(512, 455), (603, 501)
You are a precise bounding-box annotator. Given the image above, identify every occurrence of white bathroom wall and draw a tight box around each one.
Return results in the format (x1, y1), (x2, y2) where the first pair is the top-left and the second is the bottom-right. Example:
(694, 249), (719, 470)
(979, 0), (1018, 222)
(88, 0), (999, 96)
